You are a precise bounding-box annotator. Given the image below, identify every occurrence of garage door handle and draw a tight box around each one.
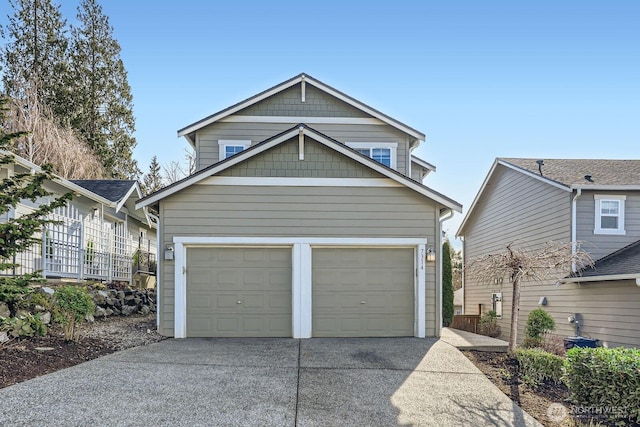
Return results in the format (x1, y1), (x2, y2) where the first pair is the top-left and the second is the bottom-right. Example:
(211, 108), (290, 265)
(237, 301), (242, 304)
(360, 301), (366, 304)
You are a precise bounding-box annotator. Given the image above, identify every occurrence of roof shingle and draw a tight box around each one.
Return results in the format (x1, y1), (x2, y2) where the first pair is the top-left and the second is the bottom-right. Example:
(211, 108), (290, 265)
(70, 180), (137, 203)
(500, 158), (640, 187)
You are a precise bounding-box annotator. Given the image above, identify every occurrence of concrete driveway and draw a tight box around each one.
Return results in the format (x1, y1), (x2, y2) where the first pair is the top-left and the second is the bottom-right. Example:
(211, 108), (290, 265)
(0, 338), (541, 426)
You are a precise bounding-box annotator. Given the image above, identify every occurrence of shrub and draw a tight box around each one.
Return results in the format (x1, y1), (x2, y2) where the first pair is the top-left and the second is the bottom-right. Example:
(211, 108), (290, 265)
(539, 333), (566, 357)
(478, 310), (501, 338)
(0, 312), (47, 338)
(524, 308), (555, 348)
(515, 348), (564, 388)
(564, 347), (640, 425)
(54, 286), (94, 341)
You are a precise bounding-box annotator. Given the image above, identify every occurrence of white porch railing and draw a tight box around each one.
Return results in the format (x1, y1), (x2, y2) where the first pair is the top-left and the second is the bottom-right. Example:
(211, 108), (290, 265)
(1, 204), (150, 283)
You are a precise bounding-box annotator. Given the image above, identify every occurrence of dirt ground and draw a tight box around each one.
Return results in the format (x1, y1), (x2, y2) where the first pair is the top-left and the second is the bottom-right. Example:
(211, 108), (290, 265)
(0, 314), (164, 389)
(463, 350), (570, 426)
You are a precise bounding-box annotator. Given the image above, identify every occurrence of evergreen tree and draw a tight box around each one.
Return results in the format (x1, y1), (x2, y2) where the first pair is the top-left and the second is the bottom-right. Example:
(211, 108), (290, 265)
(0, 0), (69, 117)
(0, 96), (72, 305)
(142, 155), (164, 195)
(68, 0), (138, 179)
(442, 240), (454, 327)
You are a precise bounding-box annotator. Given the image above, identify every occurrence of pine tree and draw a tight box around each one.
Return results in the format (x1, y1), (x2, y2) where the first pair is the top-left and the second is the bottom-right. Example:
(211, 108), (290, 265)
(142, 155), (164, 195)
(68, 0), (139, 179)
(0, 0), (69, 117)
(442, 240), (454, 327)
(0, 96), (72, 305)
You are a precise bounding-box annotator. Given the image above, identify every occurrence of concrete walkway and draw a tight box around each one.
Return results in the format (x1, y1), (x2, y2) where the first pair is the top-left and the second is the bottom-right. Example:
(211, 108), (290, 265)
(0, 338), (539, 426)
(441, 327), (509, 352)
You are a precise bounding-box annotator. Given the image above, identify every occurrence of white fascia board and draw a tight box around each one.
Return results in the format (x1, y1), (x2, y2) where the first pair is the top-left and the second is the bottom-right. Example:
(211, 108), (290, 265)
(137, 128), (301, 209)
(558, 273), (640, 284)
(456, 159), (571, 237)
(199, 177), (402, 187)
(3, 149), (116, 207)
(176, 74), (425, 141)
(139, 126), (462, 212)
(410, 155), (436, 172)
(306, 77), (425, 141)
(220, 116), (385, 125)
(173, 236), (428, 246)
(572, 185), (640, 191)
(177, 78), (301, 138)
(304, 129), (460, 211)
(115, 183), (141, 212)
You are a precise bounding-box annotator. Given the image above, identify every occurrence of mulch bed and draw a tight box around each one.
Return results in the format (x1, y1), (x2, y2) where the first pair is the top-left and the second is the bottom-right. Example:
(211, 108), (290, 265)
(0, 314), (162, 389)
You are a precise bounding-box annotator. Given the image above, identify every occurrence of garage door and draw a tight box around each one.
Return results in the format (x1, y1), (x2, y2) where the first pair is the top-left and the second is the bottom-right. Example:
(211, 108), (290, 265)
(312, 247), (415, 337)
(186, 247), (292, 337)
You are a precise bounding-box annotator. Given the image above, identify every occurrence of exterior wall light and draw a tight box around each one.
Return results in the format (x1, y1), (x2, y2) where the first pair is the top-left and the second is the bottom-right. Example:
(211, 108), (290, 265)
(426, 247), (436, 262)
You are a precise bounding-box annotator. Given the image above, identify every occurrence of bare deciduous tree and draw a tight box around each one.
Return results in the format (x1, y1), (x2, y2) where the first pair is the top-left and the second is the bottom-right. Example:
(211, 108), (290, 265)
(466, 241), (594, 354)
(3, 83), (107, 179)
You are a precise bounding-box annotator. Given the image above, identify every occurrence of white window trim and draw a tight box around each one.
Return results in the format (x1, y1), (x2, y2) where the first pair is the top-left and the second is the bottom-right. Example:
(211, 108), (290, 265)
(346, 142), (398, 169)
(594, 195), (626, 235)
(172, 236), (427, 339)
(218, 140), (251, 160)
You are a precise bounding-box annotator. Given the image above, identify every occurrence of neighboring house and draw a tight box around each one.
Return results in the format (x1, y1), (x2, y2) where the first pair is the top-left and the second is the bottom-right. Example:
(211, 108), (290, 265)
(453, 288), (463, 315)
(457, 158), (640, 348)
(0, 152), (156, 283)
(136, 73), (462, 339)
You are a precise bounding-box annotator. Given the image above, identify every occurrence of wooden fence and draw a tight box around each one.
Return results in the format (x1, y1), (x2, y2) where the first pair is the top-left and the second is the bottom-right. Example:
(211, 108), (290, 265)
(450, 315), (481, 334)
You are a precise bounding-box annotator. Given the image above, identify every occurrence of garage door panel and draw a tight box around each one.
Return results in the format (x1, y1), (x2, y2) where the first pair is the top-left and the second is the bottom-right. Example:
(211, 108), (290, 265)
(312, 248), (415, 337)
(186, 247), (292, 337)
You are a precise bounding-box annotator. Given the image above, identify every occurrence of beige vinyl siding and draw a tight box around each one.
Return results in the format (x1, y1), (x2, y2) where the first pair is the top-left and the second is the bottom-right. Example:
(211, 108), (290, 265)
(158, 184), (439, 336)
(410, 162), (425, 183)
(196, 122), (410, 175)
(238, 83), (369, 118)
(463, 165), (571, 341)
(576, 190), (640, 260)
(218, 137), (381, 178)
(470, 279), (640, 348)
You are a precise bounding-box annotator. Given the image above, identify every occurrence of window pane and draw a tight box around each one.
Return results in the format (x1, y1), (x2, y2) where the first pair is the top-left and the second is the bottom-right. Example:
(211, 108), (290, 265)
(224, 145), (244, 159)
(600, 200), (619, 215)
(601, 216), (618, 229)
(371, 148), (391, 167)
(355, 148), (370, 156)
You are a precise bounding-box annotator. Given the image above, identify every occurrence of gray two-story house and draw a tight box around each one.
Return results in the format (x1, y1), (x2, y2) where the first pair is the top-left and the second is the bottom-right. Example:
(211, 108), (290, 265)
(136, 73), (461, 339)
(457, 158), (640, 348)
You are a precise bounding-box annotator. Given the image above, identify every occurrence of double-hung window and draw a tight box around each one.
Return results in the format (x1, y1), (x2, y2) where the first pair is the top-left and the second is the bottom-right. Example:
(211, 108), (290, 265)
(219, 140), (251, 160)
(346, 142), (397, 169)
(594, 195), (626, 235)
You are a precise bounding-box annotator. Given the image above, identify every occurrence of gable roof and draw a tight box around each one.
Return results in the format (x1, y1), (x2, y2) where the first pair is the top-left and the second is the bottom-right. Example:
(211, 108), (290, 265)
(137, 124), (461, 212)
(457, 157), (640, 237)
(560, 239), (640, 284)
(501, 158), (640, 188)
(71, 180), (139, 203)
(177, 73), (425, 143)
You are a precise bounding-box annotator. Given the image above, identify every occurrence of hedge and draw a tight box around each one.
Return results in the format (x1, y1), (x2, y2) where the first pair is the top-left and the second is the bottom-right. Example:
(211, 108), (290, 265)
(564, 347), (640, 425)
(515, 348), (564, 388)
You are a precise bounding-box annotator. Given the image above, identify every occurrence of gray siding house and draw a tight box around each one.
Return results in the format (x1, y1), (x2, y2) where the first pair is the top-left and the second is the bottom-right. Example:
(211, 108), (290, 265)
(137, 73), (462, 339)
(457, 158), (640, 348)
(1, 152), (156, 283)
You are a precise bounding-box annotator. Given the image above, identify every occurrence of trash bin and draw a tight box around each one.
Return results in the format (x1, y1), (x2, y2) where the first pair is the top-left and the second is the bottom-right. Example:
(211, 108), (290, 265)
(563, 336), (599, 350)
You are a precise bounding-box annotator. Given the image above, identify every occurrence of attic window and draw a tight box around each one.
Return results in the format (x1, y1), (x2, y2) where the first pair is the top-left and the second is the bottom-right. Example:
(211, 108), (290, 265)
(594, 195), (626, 235)
(346, 142), (397, 169)
(219, 140), (251, 160)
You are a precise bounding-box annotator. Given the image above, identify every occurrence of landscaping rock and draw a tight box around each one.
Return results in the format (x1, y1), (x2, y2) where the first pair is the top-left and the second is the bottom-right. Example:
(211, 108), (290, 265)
(0, 302), (10, 318)
(85, 314), (95, 323)
(139, 305), (150, 315)
(95, 306), (107, 317)
(121, 306), (135, 316)
(0, 331), (8, 343)
(40, 312), (51, 325)
(40, 286), (55, 296)
(97, 290), (109, 298)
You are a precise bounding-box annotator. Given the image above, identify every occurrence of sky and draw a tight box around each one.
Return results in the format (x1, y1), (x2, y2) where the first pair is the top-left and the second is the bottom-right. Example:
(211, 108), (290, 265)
(2, 1), (639, 248)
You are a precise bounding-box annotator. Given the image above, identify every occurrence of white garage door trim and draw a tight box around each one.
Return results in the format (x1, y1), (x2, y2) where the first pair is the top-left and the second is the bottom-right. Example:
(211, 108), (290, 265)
(173, 237), (427, 339)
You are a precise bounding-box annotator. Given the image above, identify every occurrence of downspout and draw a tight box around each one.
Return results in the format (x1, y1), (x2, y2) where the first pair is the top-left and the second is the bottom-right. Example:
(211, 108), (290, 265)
(148, 212), (160, 331)
(571, 189), (581, 272)
(439, 209), (454, 334)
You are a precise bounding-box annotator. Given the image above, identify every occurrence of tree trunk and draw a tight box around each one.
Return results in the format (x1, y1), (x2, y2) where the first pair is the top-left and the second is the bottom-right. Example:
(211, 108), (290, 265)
(508, 276), (521, 354)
